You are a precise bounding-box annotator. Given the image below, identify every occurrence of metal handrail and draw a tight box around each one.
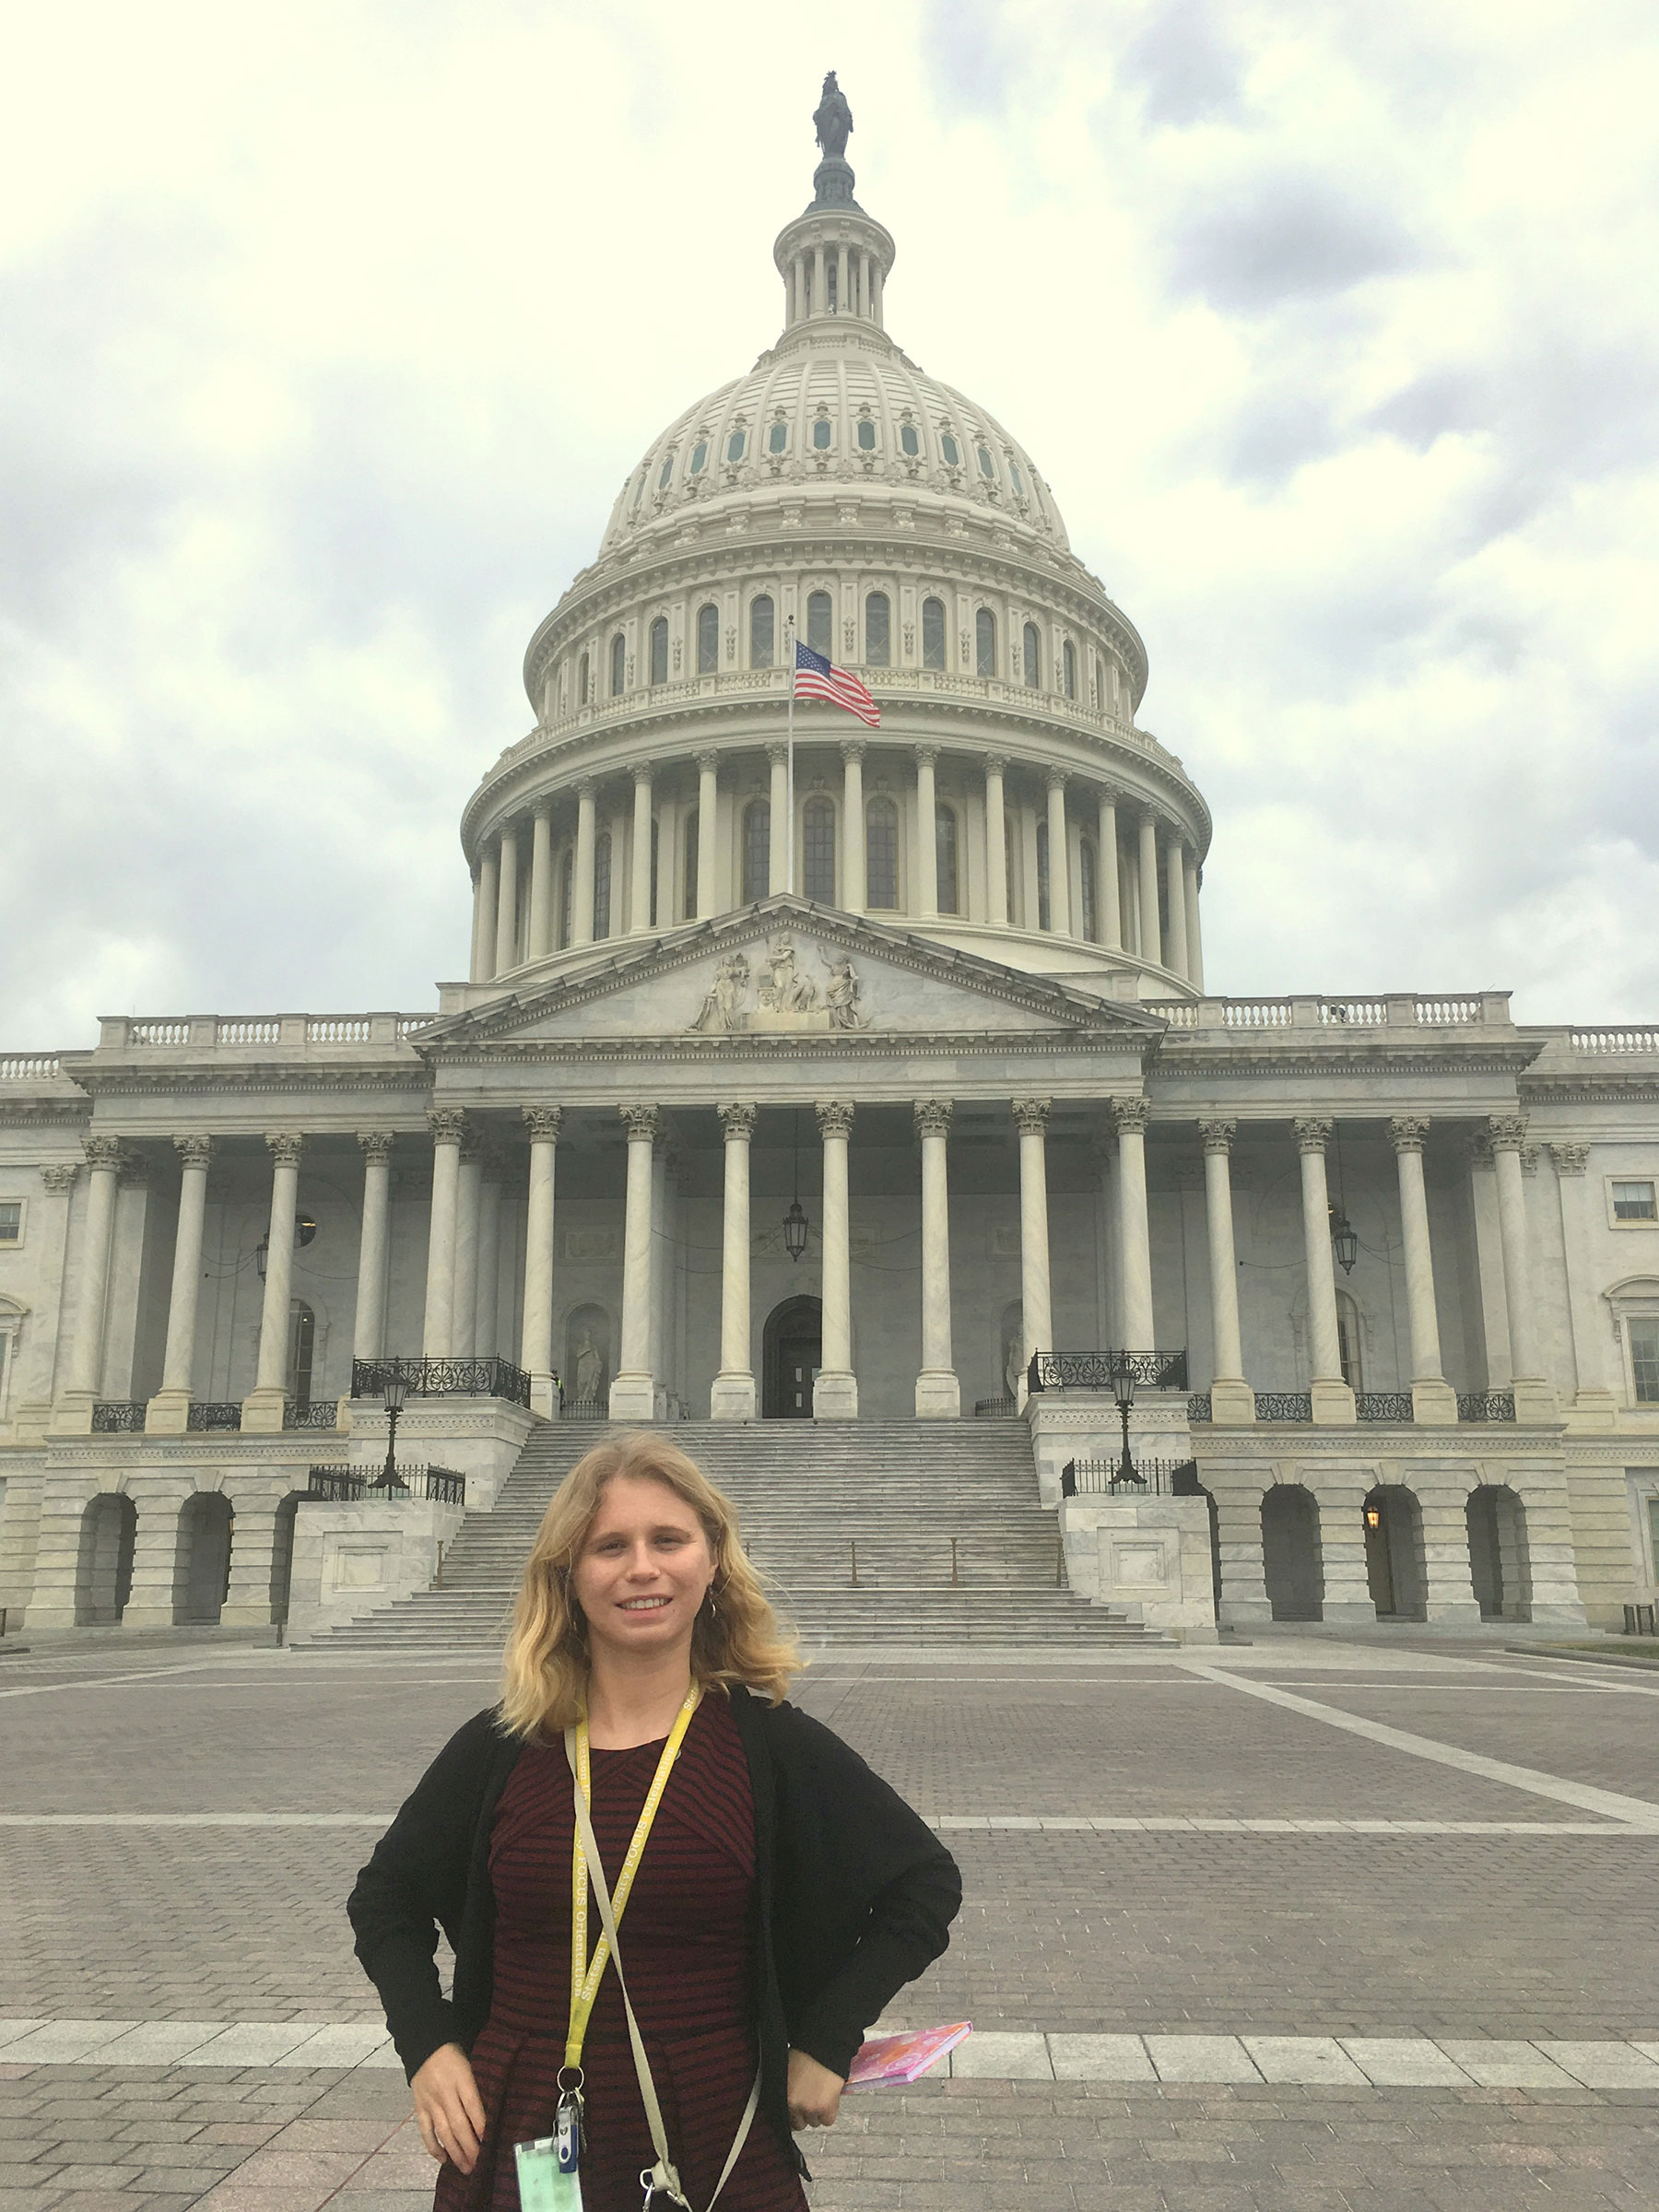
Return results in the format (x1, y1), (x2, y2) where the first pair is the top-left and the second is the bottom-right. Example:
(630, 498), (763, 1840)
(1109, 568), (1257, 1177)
(305, 1463), (466, 1505)
(1060, 1456), (1203, 1499)
(1028, 1350), (1188, 1393)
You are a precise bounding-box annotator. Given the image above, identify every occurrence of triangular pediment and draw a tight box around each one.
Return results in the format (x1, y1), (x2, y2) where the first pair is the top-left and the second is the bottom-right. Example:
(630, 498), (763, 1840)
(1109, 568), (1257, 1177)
(420, 899), (1167, 1052)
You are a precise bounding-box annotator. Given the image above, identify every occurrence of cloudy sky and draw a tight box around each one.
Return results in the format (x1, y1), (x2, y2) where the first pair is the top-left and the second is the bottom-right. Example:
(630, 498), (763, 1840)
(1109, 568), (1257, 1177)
(4, 0), (1656, 1045)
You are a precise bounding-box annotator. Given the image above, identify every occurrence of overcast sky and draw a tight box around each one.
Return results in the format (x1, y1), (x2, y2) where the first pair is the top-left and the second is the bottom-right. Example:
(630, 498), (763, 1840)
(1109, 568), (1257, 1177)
(4, 0), (1656, 1045)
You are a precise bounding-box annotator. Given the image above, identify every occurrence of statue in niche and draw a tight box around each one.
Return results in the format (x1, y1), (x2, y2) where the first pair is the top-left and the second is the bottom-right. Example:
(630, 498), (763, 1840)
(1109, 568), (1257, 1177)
(689, 950), (750, 1032)
(573, 1332), (604, 1405)
(759, 935), (818, 1014)
(813, 71), (853, 161)
(823, 952), (866, 1030)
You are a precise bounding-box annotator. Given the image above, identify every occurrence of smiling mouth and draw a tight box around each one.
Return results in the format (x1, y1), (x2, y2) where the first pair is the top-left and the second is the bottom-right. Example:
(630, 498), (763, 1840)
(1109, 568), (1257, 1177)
(618, 1596), (672, 1612)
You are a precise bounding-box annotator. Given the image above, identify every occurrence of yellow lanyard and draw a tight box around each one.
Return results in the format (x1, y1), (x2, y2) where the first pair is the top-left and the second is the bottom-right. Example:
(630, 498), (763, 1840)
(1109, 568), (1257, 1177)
(565, 1682), (700, 2073)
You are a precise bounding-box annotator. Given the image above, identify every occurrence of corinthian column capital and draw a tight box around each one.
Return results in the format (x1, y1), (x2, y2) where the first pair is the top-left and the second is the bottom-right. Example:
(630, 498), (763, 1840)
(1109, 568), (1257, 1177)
(357, 1129), (395, 1162)
(41, 1161), (79, 1194)
(1488, 1113), (1528, 1152)
(174, 1135), (217, 1171)
(524, 1106), (563, 1143)
(718, 1101), (758, 1141)
(1012, 1098), (1051, 1136)
(83, 1135), (125, 1174)
(1293, 1116), (1333, 1155)
(265, 1130), (305, 1169)
(427, 1109), (468, 1147)
(913, 1099), (953, 1140)
(1388, 1115), (1430, 1155)
(816, 1100), (855, 1140)
(1112, 1097), (1151, 1135)
(619, 1104), (661, 1145)
(1197, 1117), (1236, 1156)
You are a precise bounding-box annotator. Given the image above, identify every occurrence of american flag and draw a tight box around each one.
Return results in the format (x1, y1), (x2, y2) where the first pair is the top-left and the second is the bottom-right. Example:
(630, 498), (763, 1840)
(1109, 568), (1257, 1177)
(792, 640), (880, 726)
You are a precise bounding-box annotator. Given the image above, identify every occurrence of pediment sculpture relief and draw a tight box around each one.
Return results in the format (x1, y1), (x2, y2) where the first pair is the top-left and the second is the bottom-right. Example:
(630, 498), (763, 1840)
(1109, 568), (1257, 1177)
(689, 936), (868, 1033)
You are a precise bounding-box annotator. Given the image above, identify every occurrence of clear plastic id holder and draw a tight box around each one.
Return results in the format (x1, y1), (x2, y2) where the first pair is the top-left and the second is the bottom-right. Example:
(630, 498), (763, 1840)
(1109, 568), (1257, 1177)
(513, 2136), (582, 2212)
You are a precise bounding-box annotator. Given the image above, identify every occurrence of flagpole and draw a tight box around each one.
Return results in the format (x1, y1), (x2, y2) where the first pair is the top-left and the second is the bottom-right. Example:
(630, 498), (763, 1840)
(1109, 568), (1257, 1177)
(784, 617), (796, 897)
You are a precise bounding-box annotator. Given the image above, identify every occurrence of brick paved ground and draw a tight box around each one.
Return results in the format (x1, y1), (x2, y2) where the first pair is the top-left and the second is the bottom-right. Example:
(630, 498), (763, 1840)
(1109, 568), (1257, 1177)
(1, 1631), (1656, 2207)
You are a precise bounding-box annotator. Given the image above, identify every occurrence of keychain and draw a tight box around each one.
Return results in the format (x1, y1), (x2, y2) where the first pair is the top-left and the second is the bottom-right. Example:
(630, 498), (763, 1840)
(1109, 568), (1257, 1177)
(556, 2079), (585, 2174)
(513, 2133), (582, 2212)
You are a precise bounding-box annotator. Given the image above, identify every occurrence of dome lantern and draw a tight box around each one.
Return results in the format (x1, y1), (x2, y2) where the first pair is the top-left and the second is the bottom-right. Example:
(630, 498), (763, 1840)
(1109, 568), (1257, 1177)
(772, 72), (895, 340)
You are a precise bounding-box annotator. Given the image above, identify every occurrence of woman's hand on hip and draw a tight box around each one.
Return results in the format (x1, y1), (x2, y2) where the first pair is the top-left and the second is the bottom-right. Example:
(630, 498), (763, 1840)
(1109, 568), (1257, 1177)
(787, 2048), (845, 2130)
(412, 2042), (486, 2171)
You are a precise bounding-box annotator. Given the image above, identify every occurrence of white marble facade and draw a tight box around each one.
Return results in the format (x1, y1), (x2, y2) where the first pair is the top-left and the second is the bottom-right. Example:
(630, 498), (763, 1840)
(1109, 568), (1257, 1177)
(2, 114), (1657, 1638)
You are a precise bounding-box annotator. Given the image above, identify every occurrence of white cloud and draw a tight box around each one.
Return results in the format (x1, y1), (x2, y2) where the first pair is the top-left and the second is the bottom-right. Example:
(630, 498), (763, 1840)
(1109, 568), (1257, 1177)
(2, 0), (1655, 1042)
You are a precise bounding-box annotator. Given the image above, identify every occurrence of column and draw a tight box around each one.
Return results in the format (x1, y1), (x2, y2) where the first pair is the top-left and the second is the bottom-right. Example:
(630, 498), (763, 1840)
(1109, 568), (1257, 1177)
(494, 824), (520, 975)
(630, 766), (654, 931)
(1213, 1479), (1273, 1626)
(475, 1157), (502, 1359)
(1097, 793), (1122, 951)
(351, 1131), (394, 1364)
(219, 1489), (281, 1630)
(610, 1105), (659, 1418)
(1199, 1121), (1253, 1423)
(1013, 1100), (1052, 1393)
(815, 1101), (858, 1417)
(913, 747), (939, 918)
(768, 746), (790, 895)
(1045, 772), (1071, 936)
(711, 1103), (758, 1418)
(1183, 852), (1204, 989)
(1137, 816), (1162, 966)
(1293, 1118), (1356, 1424)
(469, 862), (491, 984)
(1418, 1478), (1483, 1623)
(1114, 1099), (1156, 1348)
(913, 1100), (959, 1416)
(1315, 1477), (1379, 1623)
(52, 1137), (124, 1430)
(242, 1131), (303, 1433)
(146, 1135), (216, 1432)
(452, 1141), (483, 1359)
(528, 805), (554, 959)
(812, 242), (825, 314)
(120, 1474), (197, 1631)
(422, 1109), (466, 1359)
(984, 757), (1008, 925)
(1550, 1143), (1618, 1422)
(841, 741), (865, 913)
(1164, 838), (1190, 979)
(837, 241), (849, 312)
(16, 1162), (77, 1439)
(521, 1108), (561, 1417)
(573, 781), (597, 946)
(649, 1140), (674, 1411)
(696, 753), (718, 919)
(1489, 1114), (1555, 1419)
(1389, 1116), (1457, 1423)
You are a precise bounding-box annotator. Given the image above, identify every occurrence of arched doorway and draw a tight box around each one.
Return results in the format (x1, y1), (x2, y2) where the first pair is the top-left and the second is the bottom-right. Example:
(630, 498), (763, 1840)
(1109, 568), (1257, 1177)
(1466, 1486), (1532, 1621)
(1363, 1486), (1427, 1620)
(763, 1296), (821, 1418)
(177, 1493), (234, 1625)
(76, 1493), (136, 1625)
(270, 1493), (302, 1627)
(1262, 1485), (1324, 1620)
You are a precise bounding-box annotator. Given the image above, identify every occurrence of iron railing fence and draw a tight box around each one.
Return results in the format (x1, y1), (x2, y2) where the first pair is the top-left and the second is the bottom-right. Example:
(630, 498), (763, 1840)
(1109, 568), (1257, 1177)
(1060, 1456), (1204, 1500)
(1187, 1393), (1212, 1424)
(1028, 1350), (1188, 1393)
(974, 1394), (1017, 1418)
(1356, 1393), (1415, 1423)
(1253, 1392), (1313, 1423)
(90, 1402), (146, 1432)
(351, 1356), (531, 1408)
(1457, 1391), (1517, 1423)
(186, 1402), (242, 1431)
(283, 1399), (338, 1430)
(305, 1464), (466, 1506)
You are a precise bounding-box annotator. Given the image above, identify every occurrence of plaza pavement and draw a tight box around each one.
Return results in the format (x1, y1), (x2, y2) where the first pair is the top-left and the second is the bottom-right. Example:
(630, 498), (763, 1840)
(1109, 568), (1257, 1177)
(1, 1629), (1656, 2209)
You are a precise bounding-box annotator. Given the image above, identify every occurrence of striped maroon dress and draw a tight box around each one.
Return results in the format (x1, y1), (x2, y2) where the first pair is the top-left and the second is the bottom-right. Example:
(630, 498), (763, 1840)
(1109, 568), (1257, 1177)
(434, 1693), (807, 2212)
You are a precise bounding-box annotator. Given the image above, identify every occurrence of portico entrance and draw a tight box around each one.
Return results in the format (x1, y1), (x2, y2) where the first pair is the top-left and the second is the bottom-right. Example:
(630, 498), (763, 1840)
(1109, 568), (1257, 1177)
(763, 1296), (821, 1418)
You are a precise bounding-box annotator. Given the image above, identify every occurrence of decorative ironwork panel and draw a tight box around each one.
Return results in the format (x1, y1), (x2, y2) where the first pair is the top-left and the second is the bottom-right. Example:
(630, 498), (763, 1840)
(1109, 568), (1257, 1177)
(1253, 1392), (1313, 1423)
(1356, 1393), (1414, 1422)
(284, 1400), (338, 1430)
(186, 1402), (242, 1432)
(91, 1402), (147, 1432)
(351, 1356), (532, 1407)
(1059, 1456), (1199, 1500)
(305, 1468), (365, 1500)
(1187, 1393), (1213, 1424)
(1457, 1391), (1516, 1423)
(1029, 1350), (1188, 1393)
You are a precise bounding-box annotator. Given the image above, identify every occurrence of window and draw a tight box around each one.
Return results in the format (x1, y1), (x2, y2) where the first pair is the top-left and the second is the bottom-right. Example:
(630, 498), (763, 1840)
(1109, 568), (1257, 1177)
(922, 596), (946, 669)
(741, 801), (771, 902)
(682, 814), (699, 919)
(803, 796), (836, 902)
(935, 804), (959, 914)
(658, 454), (674, 489)
(749, 594), (774, 667)
(1022, 622), (1041, 689)
(812, 418), (831, 450)
(689, 441), (707, 475)
(940, 432), (959, 466)
(1336, 1292), (1364, 1392)
(768, 421), (788, 454)
(975, 607), (995, 677)
(827, 260), (838, 311)
(806, 591), (833, 655)
(1009, 460), (1025, 495)
(1633, 1319), (1659, 1404)
(559, 850), (573, 947)
(727, 429), (747, 463)
(0, 1203), (18, 1245)
(593, 832), (612, 938)
(1063, 640), (1077, 699)
(865, 591), (890, 665)
(1036, 820), (1052, 932)
(856, 418), (876, 450)
(900, 423), (920, 457)
(1614, 1180), (1658, 1221)
(1080, 838), (1097, 941)
(977, 444), (994, 479)
(697, 603), (719, 674)
(610, 633), (626, 697)
(287, 1300), (314, 1410)
(866, 796), (899, 908)
(649, 616), (668, 687)
(578, 652), (590, 707)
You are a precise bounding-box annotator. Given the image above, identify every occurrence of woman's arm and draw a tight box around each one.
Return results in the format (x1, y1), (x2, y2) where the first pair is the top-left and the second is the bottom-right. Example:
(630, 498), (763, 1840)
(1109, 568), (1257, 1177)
(787, 1851), (962, 2079)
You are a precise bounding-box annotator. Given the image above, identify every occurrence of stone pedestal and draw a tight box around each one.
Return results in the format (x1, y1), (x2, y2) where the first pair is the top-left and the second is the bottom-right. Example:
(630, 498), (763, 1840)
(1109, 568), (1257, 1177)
(240, 1387), (287, 1436)
(1311, 1378), (1358, 1425)
(145, 1389), (193, 1436)
(529, 1374), (559, 1420)
(1411, 1379), (1459, 1427)
(1060, 1494), (1218, 1642)
(914, 1370), (961, 1418)
(711, 1371), (758, 1420)
(1511, 1378), (1560, 1423)
(1208, 1379), (1256, 1425)
(813, 1371), (858, 1419)
(48, 1394), (95, 1438)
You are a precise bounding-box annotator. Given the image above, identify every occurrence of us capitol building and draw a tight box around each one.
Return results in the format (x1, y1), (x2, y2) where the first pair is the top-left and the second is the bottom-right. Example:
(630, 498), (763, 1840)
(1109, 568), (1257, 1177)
(2, 84), (1657, 1642)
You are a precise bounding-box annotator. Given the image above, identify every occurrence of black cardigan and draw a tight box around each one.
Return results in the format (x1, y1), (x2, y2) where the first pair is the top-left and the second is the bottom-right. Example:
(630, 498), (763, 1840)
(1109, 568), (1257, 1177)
(347, 1687), (960, 2163)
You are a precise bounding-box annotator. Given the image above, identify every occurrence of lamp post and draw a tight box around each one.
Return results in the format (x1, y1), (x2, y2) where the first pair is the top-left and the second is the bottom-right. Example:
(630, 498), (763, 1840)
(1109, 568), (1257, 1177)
(1112, 1355), (1137, 1488)
(381, 1373), (407, 1489)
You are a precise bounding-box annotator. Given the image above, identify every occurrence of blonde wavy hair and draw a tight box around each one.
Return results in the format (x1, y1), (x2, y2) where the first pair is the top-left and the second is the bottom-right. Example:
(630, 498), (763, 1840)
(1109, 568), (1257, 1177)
(500, 1430), (801, 1738)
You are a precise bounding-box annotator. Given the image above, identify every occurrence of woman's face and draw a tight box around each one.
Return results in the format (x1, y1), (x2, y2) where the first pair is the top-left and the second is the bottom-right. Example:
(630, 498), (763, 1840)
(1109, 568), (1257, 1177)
(571, 1473), (717, 1665)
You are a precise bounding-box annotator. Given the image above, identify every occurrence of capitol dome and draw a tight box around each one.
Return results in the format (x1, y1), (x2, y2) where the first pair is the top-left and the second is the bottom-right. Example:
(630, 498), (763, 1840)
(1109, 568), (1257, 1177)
(459, 99), (1210, 1001)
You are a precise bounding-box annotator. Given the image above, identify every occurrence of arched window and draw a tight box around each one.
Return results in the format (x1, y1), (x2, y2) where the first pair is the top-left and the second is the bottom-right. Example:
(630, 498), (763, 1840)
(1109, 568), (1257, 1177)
(977, 443), (995, 479)
(1035, 819), (1052, 932)
(682, 814), (699, 920)
(749, 594), (774, 668)
(726, 428), (747, 463)
(803, 795), (836, 902)
(593, 831), (612, 938)
(578, 652), (590, 707)
(975, 607), (996, 677)
(811, 418), (831, 450)
(856, 418), (876, 451)
(1063, 640), (1077, 700)
(610, 632), (626, 697)
(865, 591), (890, 666)
(1079, 837), (1098, 941)
(935, 803), (959, 914)
(940, 431), (960, 467)
(900, 423), (921, 457)
(865, 796), (898, 909)
(559, 849), (573, 947)
(649, 818), (659, 927)
(1022, 622), (1041, 689)
(741, 800), (771, 902)
(806, 591), (833, 655)
(922, 596), (946, 669)
(697, 602), (718, 674)
(689, 441), (707, 476)
(649, 616), (668, 687)
(768, 421), (788, 454)
(1336, 1292), (1363, 1393)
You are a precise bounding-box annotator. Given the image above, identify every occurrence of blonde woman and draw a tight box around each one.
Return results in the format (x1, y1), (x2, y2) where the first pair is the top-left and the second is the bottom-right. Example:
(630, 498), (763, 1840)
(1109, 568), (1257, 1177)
(348, 1430), (960, 2211)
